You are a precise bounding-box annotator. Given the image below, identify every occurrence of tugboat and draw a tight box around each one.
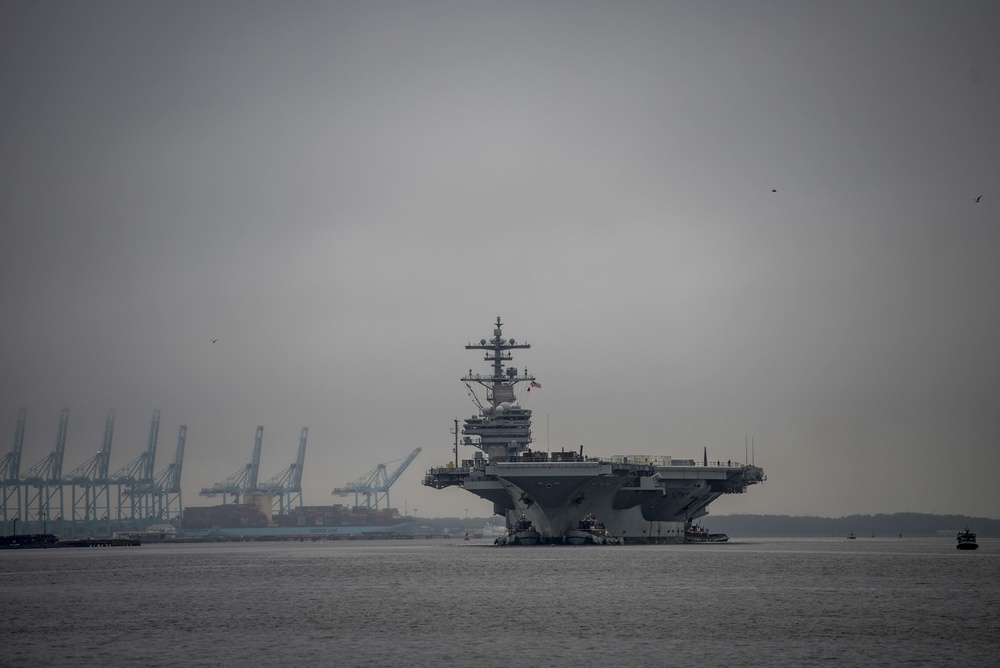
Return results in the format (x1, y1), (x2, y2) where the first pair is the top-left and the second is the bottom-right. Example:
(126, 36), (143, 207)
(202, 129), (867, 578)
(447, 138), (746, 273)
(684, 522), (729, 543)
(956, 527), (978, 550)
(566, 514), (620, 545)
(495, 514), (541, 546)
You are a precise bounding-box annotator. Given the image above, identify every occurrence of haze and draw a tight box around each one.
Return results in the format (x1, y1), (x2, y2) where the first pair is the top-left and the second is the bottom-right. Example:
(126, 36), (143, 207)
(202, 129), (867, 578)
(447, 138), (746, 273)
(2, 1), (998, 520)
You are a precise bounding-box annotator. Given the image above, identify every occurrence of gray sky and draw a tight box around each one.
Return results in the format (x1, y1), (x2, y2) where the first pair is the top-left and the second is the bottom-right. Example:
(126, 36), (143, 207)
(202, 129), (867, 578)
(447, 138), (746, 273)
(3, 1), (999, 520)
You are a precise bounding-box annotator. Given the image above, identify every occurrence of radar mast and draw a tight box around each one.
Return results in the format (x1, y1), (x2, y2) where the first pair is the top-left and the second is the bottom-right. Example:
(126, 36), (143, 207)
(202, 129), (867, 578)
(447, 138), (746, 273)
(461, 317), (537, 460)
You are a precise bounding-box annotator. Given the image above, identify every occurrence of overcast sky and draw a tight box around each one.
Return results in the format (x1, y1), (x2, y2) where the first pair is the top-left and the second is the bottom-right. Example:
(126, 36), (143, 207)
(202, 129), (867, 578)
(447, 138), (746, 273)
(2, 1), (998, 520)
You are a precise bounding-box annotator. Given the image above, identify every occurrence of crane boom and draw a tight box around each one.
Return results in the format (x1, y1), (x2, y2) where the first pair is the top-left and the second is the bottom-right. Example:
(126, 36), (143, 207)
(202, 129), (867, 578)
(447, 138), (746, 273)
(153, 424), (187, 493)
(385, 447), (421, 490)
(291, 427), (307, 489)
(169, 425), (186, 492)
(332, 447), (421, 509)
(200, 426), (264, 503)
(255, 427), (308, 514)
(111, 410), (161, 485)
(65, 410), (115, 483)
(246, 425), (263, 489)
(21, 408), (69, 482)
(1, 408), (27, 482)
(1, 408), (28, 522)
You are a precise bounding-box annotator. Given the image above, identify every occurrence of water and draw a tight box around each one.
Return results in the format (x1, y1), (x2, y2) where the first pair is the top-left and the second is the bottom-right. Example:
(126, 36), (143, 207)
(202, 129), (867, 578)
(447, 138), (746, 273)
(2, 537), (998, 667)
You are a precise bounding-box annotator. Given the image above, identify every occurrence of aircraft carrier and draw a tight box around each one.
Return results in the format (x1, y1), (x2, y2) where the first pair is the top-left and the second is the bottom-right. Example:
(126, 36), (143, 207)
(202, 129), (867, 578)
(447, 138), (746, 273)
(423, 317), (766, 544)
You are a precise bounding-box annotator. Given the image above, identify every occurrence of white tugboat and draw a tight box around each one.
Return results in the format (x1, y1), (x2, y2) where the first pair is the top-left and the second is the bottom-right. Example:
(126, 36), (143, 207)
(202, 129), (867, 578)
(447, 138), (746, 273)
(495, 514), (541, 546)
(566, 514), (619, 545)
(424, 317), (766, 544)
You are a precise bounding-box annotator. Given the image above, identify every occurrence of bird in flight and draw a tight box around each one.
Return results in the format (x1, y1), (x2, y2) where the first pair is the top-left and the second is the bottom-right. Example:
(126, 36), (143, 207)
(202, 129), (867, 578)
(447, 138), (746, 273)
(974, 195), (982, 203)
(771, 189), (777, 193)
(211, 339), (218, 343)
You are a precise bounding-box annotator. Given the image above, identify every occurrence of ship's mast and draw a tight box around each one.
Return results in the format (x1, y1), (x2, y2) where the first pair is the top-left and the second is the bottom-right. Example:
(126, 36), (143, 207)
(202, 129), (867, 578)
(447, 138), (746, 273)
(461, 317), (537, 461)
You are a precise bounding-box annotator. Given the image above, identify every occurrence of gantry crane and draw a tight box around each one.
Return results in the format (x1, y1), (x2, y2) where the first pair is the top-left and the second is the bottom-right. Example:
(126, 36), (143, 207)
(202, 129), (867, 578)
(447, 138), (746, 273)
(1, 409), (184, 537)
(256, 427), (308, 514)
(149, 424), (187, 525)
(110, 409), (160, 528)
(200, 426), (263, 504)
(1, 408), (27, 528)
(63, 410), (115, 537)
(332, 447), (421, 510)
(20, 408), (69, 533)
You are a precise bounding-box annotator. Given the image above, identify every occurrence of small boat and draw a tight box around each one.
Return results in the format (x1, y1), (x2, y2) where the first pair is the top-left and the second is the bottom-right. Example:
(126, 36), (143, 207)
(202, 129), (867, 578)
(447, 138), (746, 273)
(495, 514), (540, 546)
(685, 522), (729, 543)
(848, 533), (856, 539)
(566, 514), (620, 545)
(956, 527), (978, 550)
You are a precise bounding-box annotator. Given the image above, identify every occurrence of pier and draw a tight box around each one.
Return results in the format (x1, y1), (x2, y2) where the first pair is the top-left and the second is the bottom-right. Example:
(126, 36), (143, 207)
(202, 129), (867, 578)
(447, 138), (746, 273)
(56, 537), (141, 548)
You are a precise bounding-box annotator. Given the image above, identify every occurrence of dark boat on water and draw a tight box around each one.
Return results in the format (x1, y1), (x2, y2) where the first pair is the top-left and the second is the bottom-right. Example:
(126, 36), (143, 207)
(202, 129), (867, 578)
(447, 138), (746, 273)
(0, 534), (58, 549)
(956, 527), (978, 550)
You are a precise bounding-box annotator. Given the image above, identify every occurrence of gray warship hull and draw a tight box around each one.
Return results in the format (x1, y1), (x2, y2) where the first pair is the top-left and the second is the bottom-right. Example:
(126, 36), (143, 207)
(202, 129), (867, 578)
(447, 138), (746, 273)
(425, 456), (763, 544)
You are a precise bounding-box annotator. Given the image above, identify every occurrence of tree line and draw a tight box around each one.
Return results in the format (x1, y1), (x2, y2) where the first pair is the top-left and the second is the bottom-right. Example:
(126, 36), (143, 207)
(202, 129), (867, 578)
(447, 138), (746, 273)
(704, 512), (999, 538)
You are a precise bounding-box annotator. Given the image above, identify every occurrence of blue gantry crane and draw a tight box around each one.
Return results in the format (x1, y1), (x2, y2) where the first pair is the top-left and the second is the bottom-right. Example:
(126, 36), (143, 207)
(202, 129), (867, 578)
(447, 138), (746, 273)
(332, 447), (421, 510)
(149, 424), (187, 525)
(1, 408), (27, 530)
(200, 426), (263, 504)
(63, 410), (115, 537)
(256, 427), (308, 514)
(1, 409), (185, 537)
(110, 410), (160, 529)
(19, 408), (70, 533)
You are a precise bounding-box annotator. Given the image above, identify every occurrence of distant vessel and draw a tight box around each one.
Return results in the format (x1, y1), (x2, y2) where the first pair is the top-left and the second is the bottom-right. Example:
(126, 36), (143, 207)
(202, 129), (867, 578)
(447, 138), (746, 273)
(685, 523), (729, 543)
(848, 533), (856, 539)
(424, 317), (766, 544)
(956, 527), (978, 550)
(0, 534), (58, 549)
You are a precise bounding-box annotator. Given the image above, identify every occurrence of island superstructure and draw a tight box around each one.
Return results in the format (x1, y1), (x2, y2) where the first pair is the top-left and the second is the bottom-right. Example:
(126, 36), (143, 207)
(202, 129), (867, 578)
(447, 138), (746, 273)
(423, 317), (766, 544)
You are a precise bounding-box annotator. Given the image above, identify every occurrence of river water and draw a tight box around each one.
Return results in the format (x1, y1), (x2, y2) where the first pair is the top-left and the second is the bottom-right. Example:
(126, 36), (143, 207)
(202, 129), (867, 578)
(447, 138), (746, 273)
(2, 537), (997, 667)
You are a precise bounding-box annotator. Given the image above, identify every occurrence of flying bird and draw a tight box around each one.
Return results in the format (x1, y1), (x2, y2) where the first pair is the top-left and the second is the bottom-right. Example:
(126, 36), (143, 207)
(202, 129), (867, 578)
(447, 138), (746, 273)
(211, 339), (218, 343)
(771, 189), (777, 193)
(974, 195), (982, 203)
